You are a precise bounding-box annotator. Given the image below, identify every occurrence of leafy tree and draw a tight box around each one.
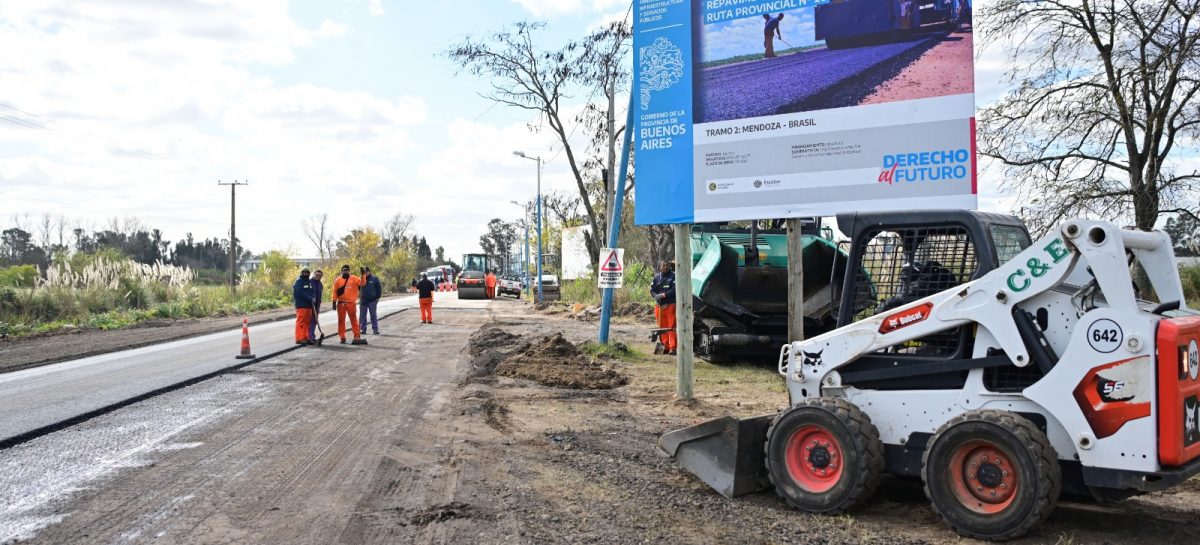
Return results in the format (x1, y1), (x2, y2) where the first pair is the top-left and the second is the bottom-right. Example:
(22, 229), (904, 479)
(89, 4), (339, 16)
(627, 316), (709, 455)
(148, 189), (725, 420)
(1165, 213), (1200, 256)
(0, 228), (47, 269)
(479, 218), (518, 273)
(261, 250), (296, 288)
(980, 0), (1200, 233)
(435, 246), (445, 263)
(336, 228), (385, 271)
(379, 246), (418, 294)
(416, 237), (432, 261)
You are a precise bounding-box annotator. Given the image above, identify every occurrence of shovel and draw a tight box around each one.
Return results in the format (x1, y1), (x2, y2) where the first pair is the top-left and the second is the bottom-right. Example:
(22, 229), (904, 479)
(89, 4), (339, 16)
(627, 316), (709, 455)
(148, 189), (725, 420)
(312, 302), (325, 346)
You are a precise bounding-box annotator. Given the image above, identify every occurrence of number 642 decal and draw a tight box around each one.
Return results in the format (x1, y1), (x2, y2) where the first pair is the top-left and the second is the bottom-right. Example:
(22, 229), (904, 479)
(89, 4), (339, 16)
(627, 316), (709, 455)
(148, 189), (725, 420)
(1087, 319), (1124, 354)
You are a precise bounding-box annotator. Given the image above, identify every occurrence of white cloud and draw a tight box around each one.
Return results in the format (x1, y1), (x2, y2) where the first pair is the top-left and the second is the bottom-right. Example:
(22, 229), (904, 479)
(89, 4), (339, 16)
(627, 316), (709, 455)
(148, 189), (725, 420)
(368, 0), (385, 16)
(0, 0), (431, 254)
(510, 0), (582, 17)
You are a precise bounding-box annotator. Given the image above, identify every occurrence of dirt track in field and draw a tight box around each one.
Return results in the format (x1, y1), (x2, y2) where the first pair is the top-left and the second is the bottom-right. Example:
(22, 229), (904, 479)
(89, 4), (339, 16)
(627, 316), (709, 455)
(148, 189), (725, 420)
(4, 301), (1198, 544)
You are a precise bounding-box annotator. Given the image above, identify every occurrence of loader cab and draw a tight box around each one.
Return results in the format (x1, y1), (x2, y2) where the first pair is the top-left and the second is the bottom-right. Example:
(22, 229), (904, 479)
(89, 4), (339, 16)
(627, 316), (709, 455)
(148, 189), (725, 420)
(832, 211), (1032, 389)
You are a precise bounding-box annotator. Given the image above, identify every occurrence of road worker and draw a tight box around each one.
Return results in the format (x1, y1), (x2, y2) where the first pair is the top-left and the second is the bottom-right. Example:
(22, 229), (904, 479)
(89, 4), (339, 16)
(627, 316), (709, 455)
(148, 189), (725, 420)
(763, 13), (784, 58)
(416, 272), (436, 324)
(292, 268), (316, 346)
(359, 266), (382, 335)
(308, 269), (324, 342)
(485, 269), (498, 299)
(650, 260), (678, 355)
(332, 264), (367, 345)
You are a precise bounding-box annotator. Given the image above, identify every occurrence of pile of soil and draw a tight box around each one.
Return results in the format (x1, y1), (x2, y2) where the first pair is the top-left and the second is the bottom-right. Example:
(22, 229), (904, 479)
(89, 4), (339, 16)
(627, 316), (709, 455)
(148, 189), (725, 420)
(466, 324), (529, 380)
(496, 333), (628, 390)
(615, 302), (654, 321)
(467, 324), (526, 356)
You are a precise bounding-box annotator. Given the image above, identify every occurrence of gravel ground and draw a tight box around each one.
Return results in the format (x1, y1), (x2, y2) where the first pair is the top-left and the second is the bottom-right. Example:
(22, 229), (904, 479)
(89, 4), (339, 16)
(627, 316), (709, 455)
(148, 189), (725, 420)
(861, 30), (974, 105)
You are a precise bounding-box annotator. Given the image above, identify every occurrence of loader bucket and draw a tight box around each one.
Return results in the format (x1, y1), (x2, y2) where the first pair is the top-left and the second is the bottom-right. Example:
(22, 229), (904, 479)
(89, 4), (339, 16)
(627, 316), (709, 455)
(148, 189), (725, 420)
(658, 414), (774, 498)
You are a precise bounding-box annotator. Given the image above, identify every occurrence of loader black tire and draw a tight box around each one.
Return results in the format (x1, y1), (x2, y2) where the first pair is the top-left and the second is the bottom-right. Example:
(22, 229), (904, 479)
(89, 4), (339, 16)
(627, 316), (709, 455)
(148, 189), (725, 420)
(922, 410), (1060, 542)
(765, 397), (884, 514)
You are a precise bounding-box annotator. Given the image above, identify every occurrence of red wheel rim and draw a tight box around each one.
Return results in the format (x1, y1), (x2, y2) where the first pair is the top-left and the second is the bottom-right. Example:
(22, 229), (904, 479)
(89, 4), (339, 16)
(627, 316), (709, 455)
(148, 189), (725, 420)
(784, 424), (845, 493)
(947, 440), (1019, 514)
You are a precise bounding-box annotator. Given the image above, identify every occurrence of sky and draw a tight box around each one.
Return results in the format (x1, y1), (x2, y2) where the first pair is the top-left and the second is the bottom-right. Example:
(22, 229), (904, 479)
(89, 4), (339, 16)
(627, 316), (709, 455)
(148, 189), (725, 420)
(702, 9), (818, 62)
(0, 0), (1014, 261)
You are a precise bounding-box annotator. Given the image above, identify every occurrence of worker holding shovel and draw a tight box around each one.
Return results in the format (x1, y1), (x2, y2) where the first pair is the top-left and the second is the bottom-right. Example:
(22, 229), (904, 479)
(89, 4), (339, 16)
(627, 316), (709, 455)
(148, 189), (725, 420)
(308, 269), (325, 344)
(292, 268), (316, 346)
(763, 13), (785, 58)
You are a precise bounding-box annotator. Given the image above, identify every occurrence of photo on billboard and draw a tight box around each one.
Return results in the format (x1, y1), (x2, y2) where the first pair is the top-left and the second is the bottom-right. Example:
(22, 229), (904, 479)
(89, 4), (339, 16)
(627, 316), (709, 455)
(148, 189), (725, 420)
(632, 0), (979, 226)
(698, 0), (974, 123)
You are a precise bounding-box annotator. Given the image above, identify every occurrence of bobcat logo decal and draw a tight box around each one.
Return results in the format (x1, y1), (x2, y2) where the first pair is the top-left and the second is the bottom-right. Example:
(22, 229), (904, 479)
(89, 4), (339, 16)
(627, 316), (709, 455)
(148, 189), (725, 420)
(801, 349), (824, 369)
(1187, 397), (1200, 446)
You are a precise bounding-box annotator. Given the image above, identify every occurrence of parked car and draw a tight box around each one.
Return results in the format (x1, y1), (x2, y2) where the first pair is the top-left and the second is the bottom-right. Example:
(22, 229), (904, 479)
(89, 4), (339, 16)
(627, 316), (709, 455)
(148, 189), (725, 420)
(498, 274), (522, 298)
(538, 274), (561, 301)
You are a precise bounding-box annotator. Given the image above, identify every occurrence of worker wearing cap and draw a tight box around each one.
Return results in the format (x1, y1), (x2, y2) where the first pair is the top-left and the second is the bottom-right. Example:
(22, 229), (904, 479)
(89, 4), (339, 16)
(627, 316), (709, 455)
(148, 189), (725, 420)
(416, 272), (436, 323)
(308, 269), (324, 342)
(358, 266), (382, 335)
(485, 269), (498, 299)
(292, 268), (316, 346)
(763, 13), (784, 58)
(331, 264), (367, 345)
(650, 260), (678, 355)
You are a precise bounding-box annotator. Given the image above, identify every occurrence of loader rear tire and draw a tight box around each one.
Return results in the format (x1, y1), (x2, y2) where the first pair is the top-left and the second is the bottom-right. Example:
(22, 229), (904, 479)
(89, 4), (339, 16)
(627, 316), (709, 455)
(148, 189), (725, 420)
(765, 398), (884, 514)
(922, 410), (1060, 541)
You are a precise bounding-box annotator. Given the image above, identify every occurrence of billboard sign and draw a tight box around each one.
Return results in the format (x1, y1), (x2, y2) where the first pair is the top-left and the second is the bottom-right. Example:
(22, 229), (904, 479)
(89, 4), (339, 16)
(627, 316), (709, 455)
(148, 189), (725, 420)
(560, 226), (592, 280)
(633, 0), (978, 225)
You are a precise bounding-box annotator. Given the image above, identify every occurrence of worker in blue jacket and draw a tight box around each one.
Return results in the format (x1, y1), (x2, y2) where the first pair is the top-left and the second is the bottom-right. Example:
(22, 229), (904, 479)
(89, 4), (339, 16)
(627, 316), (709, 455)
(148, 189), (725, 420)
(293, 268), (316, 346)
(358, 266), (383, 335)
(650, 260), (678, 355)
(763, 13), (785, 58)
(308, 269), (324, 342)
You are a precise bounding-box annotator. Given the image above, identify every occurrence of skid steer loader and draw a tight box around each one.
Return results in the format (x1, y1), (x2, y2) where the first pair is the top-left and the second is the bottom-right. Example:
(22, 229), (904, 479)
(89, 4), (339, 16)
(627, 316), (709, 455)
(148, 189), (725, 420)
(659, 211), (1200, 541)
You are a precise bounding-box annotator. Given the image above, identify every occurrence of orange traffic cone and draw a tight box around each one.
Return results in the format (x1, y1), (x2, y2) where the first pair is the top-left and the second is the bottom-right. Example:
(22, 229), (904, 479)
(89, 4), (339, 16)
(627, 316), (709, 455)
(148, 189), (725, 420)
(236, 318), (256, 359)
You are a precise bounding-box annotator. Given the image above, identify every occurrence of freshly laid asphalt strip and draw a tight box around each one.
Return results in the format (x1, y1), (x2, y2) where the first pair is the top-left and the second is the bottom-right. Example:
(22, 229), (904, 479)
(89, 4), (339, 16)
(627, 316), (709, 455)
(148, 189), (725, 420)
(699, 34), (941, 123)
(0, 296), (420, 448)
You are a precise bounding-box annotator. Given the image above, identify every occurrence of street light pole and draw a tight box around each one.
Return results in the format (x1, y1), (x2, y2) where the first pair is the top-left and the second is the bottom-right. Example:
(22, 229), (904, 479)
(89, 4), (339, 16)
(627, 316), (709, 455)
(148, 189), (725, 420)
(513, 151), (544, 303)
(510, 199), (532, 299)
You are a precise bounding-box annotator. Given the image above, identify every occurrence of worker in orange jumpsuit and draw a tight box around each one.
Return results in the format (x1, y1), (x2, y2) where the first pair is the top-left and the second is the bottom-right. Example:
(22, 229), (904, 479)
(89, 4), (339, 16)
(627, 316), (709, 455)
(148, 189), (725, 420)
(485, 269), (498, 299)
(416, 272), (436, 323)
(650, 260), (678, 354)
(331, 264), (367, 345)
(292, 268), (316, 346)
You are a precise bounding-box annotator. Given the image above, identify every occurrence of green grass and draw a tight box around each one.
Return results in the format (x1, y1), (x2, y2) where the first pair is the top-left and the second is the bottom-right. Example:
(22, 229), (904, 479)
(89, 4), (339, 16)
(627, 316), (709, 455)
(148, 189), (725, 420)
(580, 340), (646, 363)
(702, 44), (825, 69)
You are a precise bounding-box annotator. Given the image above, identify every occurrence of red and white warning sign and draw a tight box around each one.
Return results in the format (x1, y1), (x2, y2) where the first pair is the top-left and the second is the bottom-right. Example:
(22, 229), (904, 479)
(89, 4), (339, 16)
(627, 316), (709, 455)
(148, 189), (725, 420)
(597, 247), (624, 288)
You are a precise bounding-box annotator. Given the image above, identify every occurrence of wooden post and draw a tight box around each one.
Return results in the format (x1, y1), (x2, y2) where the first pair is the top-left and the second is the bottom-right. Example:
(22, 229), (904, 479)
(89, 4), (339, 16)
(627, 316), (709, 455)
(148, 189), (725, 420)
(786, 218), (806, 344)
(674, 224), (694, 400)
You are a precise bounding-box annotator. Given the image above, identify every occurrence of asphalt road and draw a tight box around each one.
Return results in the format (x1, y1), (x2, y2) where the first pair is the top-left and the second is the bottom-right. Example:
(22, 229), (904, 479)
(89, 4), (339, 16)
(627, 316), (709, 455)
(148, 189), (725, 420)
(699, 35), (940, 123)
(0, 294), (436, 443)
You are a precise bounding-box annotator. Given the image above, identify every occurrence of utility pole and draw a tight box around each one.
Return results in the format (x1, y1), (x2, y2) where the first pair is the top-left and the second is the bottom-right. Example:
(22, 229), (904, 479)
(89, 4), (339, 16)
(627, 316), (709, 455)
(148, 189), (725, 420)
(786, 218), (806, 344)
(218, 180), (248, 292)
(674, 224), (694, 400)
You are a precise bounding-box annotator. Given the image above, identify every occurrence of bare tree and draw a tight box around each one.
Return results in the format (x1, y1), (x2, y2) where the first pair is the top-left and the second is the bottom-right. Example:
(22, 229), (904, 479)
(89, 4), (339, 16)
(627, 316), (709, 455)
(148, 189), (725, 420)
(979, 0), (1200, 234)
(448, 22), (627, 269)
(381, 212), (416, 253)
(36, 213), (52, 252)
(301, 213), (334, 261)
(574, 17), (632, 233)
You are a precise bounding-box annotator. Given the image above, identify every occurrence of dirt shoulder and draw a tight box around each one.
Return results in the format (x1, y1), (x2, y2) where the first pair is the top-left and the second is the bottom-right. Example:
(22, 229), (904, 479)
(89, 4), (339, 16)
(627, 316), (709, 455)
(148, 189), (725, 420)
(861, 30), (974, 105)
(0, 295), (405, 374)
(445, 309), (1200, 544)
